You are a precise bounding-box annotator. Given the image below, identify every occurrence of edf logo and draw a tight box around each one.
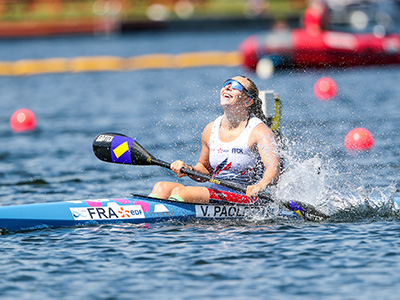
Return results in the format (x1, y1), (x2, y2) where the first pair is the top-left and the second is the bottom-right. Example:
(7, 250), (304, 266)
(232, 148), (244, 154)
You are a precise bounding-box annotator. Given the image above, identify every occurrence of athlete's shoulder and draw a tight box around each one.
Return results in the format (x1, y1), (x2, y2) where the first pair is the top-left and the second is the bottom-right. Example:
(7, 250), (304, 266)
(251, 120), (274, 139)
(202, 121), (215, 141)
(203, 120), (214, 132)
(203, 115), (223, 134)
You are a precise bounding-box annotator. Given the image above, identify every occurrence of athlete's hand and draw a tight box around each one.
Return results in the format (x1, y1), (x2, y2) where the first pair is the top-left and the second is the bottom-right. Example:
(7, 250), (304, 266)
(246, 184), (262, 200)
(170, 160), (191, 178)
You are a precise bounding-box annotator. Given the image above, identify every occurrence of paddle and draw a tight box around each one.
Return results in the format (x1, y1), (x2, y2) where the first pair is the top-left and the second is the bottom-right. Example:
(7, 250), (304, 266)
(92, 133), (329, 221)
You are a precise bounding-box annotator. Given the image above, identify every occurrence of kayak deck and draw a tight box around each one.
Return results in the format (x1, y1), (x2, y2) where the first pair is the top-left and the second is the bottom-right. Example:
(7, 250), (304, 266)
(0, 195), (299, 232)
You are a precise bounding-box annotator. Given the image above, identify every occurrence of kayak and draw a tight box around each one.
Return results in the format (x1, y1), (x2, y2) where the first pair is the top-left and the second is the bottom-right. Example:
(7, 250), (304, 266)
(0, 194), (300, 233)
(2, 194), (399, 232)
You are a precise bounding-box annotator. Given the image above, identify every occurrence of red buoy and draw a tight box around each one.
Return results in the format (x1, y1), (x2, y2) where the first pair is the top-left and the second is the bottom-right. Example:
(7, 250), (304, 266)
(314, 77), (338, 100)
(10, 108), (37, 133)
(345, 127), (374, 151)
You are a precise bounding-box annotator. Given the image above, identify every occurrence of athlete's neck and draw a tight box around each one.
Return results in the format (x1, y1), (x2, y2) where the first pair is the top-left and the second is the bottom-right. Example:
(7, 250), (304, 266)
(223, 112), (250, 130)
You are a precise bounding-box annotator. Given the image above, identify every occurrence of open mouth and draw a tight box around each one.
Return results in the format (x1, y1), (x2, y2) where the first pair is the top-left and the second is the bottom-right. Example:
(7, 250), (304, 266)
(222, 92), (232, 99)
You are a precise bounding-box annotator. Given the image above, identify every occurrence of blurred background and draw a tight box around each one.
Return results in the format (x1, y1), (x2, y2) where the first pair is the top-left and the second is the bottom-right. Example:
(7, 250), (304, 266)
(0, 0), (307, 38)
(0, 0), (398, 37)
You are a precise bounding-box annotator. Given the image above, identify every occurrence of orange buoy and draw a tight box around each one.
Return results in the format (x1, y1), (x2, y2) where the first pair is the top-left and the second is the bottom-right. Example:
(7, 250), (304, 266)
(10, 108), (37, 133)
(345, 127), (374, 151)
(314, 77), (338, 100)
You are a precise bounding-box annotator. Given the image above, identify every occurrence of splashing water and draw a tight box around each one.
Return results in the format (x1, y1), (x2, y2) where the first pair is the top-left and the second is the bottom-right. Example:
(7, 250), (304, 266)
(327, 185), (398, 221)
(272, 155), (398, 222)
(275, 156), (328, 208)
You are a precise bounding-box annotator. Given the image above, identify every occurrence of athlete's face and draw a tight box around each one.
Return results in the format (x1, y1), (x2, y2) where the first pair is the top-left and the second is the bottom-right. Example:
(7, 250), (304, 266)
(220, 76), (254, 110)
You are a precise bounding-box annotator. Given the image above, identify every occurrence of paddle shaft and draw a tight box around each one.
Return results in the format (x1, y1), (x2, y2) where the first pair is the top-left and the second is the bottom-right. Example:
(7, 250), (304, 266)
(148, 157), (273, 201)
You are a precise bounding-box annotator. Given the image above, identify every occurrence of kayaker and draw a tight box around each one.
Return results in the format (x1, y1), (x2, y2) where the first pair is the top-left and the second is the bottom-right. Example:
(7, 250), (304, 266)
(149, 75), (281, 204)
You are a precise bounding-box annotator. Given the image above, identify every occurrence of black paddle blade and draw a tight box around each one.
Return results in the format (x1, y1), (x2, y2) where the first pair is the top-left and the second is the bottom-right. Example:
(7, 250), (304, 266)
(93, 133), (155, 165)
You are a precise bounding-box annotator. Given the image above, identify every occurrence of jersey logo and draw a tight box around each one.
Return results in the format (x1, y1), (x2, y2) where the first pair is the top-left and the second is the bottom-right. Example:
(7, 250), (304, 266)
(214, 158), (232, 176)
(232, 148), (244, 154)
(216, 148), (229, 154)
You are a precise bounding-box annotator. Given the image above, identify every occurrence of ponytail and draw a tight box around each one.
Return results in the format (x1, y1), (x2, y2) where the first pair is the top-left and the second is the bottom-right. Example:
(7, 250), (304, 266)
(239, 75), (285, 176)
(240, 76), (274, 129)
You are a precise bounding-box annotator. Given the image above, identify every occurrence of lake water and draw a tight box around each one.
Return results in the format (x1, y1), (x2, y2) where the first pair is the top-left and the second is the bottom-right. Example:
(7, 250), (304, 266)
(0, 28), (399, 299)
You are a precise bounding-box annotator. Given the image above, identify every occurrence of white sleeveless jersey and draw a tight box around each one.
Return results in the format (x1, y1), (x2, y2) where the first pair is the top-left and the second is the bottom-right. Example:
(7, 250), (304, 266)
(209, 115), (265, 189)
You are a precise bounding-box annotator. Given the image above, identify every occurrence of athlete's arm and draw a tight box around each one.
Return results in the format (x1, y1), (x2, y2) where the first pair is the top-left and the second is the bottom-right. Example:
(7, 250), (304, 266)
(246, 123), (279, 197)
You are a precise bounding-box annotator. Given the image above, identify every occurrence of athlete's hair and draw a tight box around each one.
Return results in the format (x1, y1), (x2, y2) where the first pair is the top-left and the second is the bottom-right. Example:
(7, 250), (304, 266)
(239, 75), (268, 124)
(239, 75), (285, 177)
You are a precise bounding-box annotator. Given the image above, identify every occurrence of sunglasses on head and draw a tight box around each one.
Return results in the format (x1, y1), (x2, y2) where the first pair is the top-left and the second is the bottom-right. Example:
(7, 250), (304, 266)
(223, 79), (254, 100)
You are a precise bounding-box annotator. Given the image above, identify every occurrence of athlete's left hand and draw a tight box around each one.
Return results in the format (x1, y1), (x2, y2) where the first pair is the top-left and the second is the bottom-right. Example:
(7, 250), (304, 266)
(246, 184), (263, 199)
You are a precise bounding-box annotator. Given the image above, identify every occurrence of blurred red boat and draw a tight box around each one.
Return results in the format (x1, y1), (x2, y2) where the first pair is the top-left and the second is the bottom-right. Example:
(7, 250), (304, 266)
(239, 28), (400, 78)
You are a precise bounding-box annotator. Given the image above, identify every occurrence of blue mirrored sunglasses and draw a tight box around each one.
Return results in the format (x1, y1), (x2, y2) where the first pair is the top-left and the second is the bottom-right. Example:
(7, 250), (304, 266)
(223, 79), (254, 100)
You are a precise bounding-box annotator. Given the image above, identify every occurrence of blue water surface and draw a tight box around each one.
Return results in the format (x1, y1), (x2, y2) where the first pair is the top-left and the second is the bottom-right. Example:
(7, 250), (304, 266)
(0, 28), (399, 299)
